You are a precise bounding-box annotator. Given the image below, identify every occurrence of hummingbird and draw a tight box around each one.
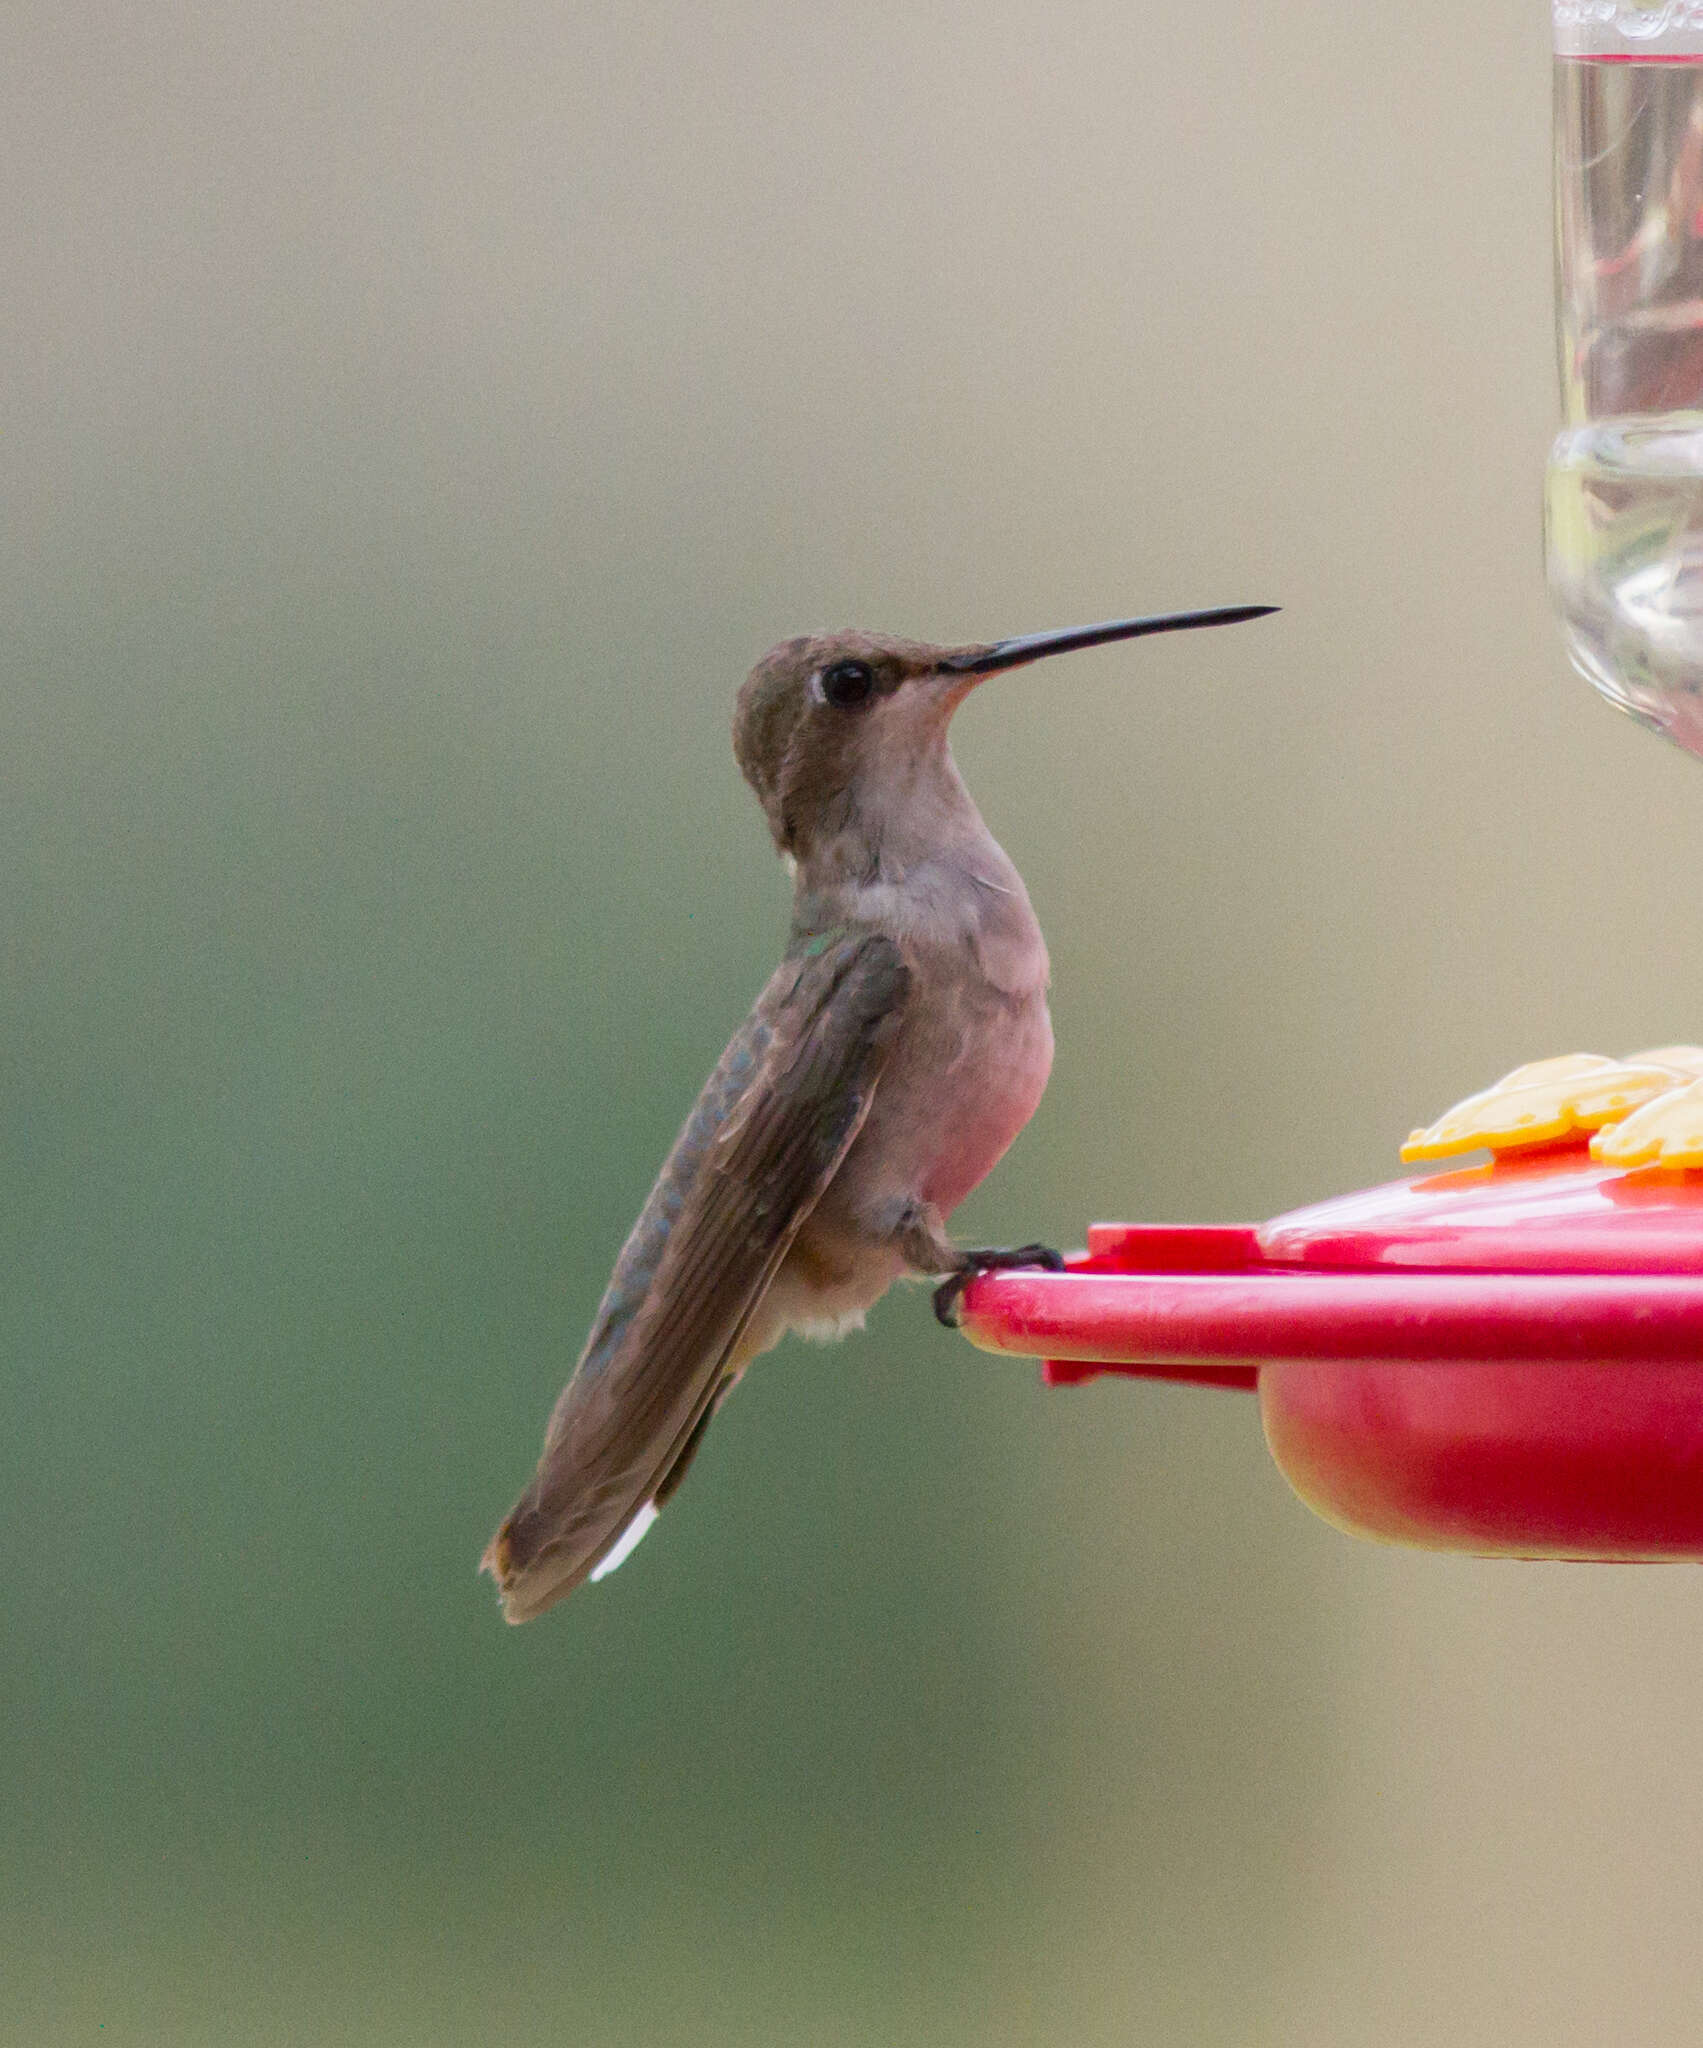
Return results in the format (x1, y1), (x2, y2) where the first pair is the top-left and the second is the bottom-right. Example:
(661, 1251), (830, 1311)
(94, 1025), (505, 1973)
(483, 604), (1276, 1621)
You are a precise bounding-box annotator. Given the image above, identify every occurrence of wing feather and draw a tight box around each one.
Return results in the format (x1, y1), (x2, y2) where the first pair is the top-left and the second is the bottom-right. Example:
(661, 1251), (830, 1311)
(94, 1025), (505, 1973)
(484, 931), (908, 1620)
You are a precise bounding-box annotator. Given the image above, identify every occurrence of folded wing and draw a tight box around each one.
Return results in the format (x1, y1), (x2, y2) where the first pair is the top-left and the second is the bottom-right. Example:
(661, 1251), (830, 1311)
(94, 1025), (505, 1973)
(484, 930), (909, 1621)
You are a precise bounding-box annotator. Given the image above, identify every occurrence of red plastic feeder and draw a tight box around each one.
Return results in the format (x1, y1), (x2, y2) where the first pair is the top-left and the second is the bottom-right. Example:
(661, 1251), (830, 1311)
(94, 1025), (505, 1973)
(958, 1146), (1703, 1559)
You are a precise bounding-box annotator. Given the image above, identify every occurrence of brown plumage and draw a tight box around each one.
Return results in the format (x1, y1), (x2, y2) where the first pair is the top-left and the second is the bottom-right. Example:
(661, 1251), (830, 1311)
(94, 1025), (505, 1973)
(484, 607), (1275, 1620)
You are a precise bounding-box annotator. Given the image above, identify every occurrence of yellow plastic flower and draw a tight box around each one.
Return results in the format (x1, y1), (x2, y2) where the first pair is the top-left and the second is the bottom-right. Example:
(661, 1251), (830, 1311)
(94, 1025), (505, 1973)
(1402, 1048), (1703, 1165)
(1591, 1074), (1703, 1168)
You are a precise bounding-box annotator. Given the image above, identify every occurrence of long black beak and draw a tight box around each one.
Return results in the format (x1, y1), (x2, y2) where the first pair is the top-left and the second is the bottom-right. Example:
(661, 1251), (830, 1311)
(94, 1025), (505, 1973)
(940, 604), (1278, 676)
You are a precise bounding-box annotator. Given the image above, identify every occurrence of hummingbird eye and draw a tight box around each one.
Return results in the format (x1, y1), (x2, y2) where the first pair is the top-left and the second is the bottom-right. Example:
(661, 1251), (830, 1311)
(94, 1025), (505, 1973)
(818, 659), (876, 709)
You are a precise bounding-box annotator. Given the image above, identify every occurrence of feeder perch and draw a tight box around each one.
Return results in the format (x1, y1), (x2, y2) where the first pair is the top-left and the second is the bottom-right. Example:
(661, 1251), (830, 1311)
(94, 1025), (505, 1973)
(958, 1129), (1703, 1561)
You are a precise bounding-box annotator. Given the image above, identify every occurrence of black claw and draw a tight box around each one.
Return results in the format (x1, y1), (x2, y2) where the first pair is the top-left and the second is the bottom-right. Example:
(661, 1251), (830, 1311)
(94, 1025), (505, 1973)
(933, 1272), (973, 1329)
(933, 1243), (1066, 1330)
(992, 1243), (1066, 1273)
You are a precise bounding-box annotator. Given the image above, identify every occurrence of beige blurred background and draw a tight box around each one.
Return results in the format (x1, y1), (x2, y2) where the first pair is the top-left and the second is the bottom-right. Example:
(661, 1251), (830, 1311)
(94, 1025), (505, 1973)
(9, 2), (1703, 2043)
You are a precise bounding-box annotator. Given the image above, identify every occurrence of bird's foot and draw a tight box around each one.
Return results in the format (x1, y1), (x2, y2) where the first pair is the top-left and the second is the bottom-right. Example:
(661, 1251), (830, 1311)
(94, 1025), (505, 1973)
(933, 1243), (1065, 1330)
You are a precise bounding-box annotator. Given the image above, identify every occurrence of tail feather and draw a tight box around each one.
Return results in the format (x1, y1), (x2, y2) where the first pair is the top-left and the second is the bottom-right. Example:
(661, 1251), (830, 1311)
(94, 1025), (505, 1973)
(588, 1502), (659, 1582)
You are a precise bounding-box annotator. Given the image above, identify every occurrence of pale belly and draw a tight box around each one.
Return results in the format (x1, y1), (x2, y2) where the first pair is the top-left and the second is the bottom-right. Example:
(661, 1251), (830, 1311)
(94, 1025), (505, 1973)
(911, 990), (1054, 1216)
(750, 981), (1055, 1353)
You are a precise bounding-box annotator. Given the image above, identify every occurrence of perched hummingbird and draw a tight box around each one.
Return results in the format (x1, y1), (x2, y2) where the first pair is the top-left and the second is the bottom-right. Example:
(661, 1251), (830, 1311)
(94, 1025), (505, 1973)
(483, 605), (1275, 1621)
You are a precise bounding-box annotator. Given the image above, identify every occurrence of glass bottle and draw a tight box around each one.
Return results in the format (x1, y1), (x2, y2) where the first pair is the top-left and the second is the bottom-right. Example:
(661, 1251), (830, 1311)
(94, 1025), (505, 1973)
(1549, 1), (1703, 759)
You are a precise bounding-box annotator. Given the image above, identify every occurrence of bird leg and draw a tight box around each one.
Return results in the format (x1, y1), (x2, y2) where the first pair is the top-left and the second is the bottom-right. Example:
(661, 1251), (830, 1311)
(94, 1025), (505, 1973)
(930, 1244), (1065, 1329)
(882, 1200), (1064, 1331)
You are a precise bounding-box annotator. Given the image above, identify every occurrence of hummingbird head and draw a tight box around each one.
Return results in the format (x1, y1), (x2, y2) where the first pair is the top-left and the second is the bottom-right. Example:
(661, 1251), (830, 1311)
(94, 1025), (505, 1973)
(734, 631), (954, 859)
(732, 608), (1277, 861)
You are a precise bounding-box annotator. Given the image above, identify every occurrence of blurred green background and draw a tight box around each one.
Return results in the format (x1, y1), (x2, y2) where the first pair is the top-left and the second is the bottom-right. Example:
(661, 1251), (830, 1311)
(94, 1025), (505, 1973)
(10, 3), (1703, 2043)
